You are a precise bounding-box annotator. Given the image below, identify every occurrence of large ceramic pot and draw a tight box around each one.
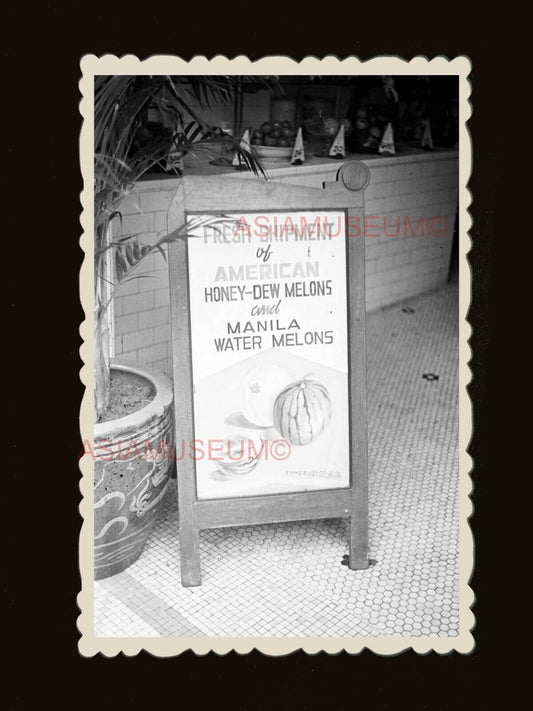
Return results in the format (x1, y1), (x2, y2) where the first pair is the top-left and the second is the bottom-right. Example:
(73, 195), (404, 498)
(94, 360), (174, 580)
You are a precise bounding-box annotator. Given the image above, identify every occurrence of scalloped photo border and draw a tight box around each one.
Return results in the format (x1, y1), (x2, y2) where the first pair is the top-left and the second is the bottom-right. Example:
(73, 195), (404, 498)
(78, 54), (473, 657)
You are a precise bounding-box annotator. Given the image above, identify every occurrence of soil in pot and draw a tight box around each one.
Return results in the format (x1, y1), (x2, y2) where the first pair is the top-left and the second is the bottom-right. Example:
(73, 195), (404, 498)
(99, 370), (155, 423)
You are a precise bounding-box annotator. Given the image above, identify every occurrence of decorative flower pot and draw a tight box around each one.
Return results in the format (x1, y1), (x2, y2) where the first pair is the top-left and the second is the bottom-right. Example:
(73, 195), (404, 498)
(94, 360), (174, 580)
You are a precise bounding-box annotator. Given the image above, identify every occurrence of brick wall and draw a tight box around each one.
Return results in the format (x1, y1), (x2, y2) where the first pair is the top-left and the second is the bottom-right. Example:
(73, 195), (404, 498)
(112, 153), (458, 376)
(255, 154), (458, 311)
(363, 157), (457, 311)
(112, 179), (181, 376)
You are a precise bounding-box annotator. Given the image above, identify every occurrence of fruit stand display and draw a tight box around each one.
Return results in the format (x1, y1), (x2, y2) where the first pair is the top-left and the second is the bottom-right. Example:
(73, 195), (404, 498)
(250, 120), (297, 162)
(252, 120), (297, 148)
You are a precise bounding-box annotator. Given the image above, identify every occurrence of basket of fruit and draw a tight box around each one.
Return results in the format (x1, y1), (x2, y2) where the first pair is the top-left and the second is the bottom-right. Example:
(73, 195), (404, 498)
(250, 120), (297, 162)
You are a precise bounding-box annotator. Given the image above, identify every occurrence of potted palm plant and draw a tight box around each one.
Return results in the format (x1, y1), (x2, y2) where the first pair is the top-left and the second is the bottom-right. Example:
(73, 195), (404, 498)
(93, 75), (269, 578)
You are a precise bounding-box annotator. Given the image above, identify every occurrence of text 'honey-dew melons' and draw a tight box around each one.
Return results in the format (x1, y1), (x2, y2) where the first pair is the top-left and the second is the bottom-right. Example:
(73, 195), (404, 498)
(241, 364), (292, 427)
(273, 378), (332, 446)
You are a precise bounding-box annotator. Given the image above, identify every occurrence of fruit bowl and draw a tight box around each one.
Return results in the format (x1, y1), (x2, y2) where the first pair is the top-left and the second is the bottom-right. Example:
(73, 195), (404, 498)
(252, 144), (293, 162)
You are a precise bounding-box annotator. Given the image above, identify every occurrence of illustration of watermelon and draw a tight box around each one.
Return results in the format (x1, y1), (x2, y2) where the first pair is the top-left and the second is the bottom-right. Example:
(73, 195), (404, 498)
(273, 378), (332, 446)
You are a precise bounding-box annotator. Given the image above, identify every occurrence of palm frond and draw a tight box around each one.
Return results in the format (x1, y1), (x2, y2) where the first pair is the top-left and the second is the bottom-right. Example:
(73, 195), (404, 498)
(93, 74), (277, 418)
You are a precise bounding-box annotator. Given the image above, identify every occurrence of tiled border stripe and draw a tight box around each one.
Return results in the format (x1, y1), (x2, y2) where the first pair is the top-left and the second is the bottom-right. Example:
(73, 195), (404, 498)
(98, 572), (205, 637)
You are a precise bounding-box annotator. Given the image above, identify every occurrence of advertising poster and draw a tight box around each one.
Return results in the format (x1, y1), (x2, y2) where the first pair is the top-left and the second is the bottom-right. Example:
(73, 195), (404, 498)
(187, 210), (351, 499)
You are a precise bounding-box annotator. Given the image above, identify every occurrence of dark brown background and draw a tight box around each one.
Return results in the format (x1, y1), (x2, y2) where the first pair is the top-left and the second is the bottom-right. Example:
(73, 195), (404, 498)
(5, 4), (501, 709)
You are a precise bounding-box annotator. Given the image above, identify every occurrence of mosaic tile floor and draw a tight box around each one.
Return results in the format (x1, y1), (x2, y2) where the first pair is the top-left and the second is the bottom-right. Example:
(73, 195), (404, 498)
(94, 282), (460, 638)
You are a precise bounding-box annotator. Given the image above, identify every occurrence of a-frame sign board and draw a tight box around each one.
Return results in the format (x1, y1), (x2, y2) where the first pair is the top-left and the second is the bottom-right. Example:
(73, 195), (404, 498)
(168, 161), (370, 586)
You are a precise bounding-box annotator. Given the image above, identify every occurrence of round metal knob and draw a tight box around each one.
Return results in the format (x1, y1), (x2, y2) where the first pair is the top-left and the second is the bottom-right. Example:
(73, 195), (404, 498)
(337, 161), (370, 191)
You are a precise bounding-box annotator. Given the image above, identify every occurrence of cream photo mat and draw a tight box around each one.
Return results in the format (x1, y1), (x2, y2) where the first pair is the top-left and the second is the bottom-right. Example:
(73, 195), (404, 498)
(78, 54), (473, 656)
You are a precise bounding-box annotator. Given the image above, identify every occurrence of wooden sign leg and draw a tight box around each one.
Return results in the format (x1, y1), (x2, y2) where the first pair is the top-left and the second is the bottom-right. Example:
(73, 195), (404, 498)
(348, 356), (368, 570)
(178, 497), (201, 586)
(348, 377), (369, 570)
(347, 205), (370, 570)
(168, 190), (203, 586)
(349, 467), (369, 569)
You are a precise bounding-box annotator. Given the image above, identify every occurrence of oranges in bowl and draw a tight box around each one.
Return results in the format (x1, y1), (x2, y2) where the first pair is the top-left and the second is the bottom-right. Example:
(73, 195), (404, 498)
(251, 120), (296, 149)
(250, 120), (297, 161)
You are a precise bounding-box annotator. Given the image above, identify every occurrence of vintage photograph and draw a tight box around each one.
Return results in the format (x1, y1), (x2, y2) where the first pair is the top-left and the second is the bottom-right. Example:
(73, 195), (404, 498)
(78, 56), (472, 655)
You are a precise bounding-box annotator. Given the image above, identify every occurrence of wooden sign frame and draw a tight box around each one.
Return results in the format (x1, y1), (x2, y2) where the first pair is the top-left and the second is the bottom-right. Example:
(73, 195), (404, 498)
(168, 162), (370, 586)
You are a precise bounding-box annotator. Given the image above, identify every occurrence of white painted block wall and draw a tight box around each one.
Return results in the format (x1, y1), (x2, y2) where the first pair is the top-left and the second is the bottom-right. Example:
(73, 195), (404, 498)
(112, 153), (458, 377)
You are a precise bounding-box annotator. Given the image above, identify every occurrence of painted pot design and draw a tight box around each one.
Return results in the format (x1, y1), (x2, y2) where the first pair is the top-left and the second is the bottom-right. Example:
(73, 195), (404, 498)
(93, 361), (174, 580)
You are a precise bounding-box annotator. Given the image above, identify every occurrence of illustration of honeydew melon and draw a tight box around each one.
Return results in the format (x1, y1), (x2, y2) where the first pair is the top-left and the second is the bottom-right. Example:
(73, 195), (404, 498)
(273, 377), (332, 446)
(241, 364), (293, 427)
(213, 433), (264, 477)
